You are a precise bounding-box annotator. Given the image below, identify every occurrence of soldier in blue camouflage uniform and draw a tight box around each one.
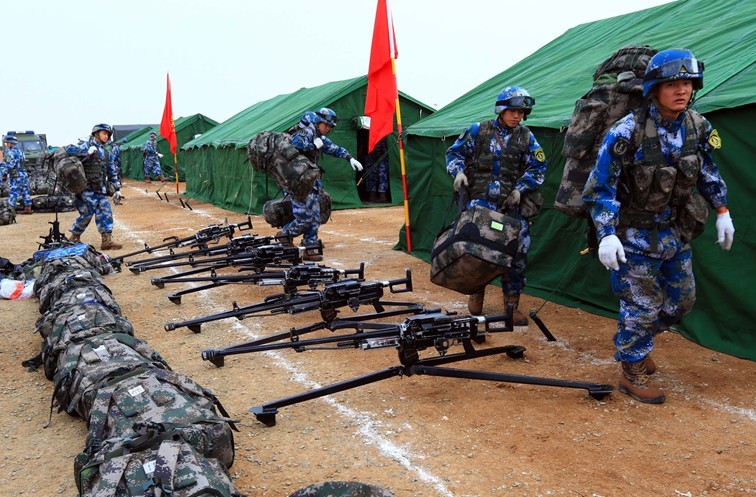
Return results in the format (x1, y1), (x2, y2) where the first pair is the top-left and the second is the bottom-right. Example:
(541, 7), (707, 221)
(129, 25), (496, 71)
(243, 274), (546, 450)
(109, 139), (123, 182)
(64, 124), (124, 250)
(0, 135), (33, 214)
(365, 137), (390, 202)
(446, 86), (547, 325)
(277, 108), (363, 261)
(583, 49), (735, 404)
(142, 131), (164, 183)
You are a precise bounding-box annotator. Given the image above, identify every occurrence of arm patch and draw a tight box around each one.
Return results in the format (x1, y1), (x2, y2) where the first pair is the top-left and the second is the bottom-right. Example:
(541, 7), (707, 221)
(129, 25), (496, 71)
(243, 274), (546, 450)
(707, 129), (722, 149)
(611, 137), (632, 157)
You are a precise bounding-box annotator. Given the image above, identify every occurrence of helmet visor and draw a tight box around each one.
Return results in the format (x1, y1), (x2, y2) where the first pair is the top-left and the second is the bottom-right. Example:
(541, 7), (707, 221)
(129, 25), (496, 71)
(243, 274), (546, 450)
(647, 57), (704, 80)
(496, 95), (535, 109)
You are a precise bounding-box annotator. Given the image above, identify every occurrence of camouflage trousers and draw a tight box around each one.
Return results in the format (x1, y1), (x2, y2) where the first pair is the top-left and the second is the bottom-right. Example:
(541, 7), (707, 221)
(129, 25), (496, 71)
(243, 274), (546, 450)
(282, 187), (321, 244)
(70, 190), (115, 235)
(143, 156), (162, 178)
(364, 159), (389, 193)
(610, 227), (695, 362)
(8, 173), (32, 208)
(501, 214), (530, 295)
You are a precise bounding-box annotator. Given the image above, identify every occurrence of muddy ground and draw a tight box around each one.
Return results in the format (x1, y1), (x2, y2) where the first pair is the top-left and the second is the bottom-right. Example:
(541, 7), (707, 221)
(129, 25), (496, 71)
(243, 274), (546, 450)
(0, 180), (754, 497)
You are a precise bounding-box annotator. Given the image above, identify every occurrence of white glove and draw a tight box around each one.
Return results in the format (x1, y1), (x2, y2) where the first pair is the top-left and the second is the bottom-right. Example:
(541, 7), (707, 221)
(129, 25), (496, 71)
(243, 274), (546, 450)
(453, 172), (468, 192)
(158, 153), (164, 158)
(313, 137), (324, 149)
(87, 146), (98, 155)
(505, 189), (521, 207)
(349, 158), (363, 172)
(598, 234), (627, 271)
(715, 211), (734, 251)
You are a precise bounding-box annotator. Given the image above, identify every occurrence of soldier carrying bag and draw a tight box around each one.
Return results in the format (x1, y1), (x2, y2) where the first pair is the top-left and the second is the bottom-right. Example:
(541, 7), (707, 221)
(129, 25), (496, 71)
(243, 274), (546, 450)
(430, 188), (520, 295)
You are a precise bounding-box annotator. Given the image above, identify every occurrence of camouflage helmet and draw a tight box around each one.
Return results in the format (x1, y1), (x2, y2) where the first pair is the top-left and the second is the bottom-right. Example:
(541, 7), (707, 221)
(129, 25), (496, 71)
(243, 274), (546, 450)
(149, 131), (157, 138)
(3, 135), (18, 145)
(91, 123), (113, 139)
(314, 107), (339, 128)
(494, 86), (535, 119)
(643, 48), (704, 96)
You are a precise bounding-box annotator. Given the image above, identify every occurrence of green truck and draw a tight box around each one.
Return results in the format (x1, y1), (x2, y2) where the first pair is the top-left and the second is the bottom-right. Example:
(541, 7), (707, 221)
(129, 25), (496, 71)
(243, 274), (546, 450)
(2, 130), (48, 167)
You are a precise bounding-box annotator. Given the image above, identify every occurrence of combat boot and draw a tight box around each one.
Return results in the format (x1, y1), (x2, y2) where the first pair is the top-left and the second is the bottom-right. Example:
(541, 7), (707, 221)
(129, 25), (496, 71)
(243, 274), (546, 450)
(145, 177), (152, 184)
(504, 293), (529, 326)
(468, 290), (485, 315)
(100, 233), (123, 251)
(300, 240), (323, 262)
(618, 360), (665, 404)
(69, 232), (81, 243)
(275, 230), (294, 247)
(21, 205), (33, 215)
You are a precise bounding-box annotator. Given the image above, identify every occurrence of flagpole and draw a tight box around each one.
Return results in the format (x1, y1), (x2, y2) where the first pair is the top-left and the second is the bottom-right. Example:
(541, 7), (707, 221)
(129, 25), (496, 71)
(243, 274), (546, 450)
(174, 153), (179, 194)
(393, 58), (411, 252)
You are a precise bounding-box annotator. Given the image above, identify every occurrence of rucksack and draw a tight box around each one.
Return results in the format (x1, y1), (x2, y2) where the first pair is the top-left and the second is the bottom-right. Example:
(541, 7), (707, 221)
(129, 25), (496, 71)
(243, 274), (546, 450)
(38, 271), (113, 315)
(75, 430), (243, 497)
(85, 366), (238, 469)
(247, 130), (320, 201)
(54, 151), (87, 194)
(262, 190), (333, 228)
(31, 194), (76, 213)
(554, 44), (657, 218)
(34, 245), (117, 277)
(0, 198), (16, 226)
(41, 302), (135, 380)
(53, 333), (170, 419)
(34, 255), (103, 296)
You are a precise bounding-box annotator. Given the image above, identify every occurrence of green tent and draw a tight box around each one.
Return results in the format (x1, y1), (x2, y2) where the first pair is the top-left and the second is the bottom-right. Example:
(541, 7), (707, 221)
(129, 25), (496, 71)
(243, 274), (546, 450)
(120, 114), (219, 182)
(180, 75), (434, 214)
(400, 0), (756, 360)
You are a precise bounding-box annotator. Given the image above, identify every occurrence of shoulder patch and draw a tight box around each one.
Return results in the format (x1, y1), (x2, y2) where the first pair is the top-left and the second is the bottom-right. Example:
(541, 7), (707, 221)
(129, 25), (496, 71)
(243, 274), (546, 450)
(611, 136), (632, 157)
(534, 147), (546, 163)
(707, 129), (722, 149)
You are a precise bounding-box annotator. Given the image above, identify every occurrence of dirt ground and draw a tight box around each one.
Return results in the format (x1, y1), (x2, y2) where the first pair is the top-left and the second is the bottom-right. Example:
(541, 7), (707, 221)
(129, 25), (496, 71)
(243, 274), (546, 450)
(1, 180), (754, 497)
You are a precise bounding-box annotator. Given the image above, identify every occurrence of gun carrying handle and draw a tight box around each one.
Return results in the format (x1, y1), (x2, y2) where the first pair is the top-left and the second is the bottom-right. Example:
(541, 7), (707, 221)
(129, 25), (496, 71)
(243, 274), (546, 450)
(484, 313), (514, 333)
(387, 269), (413, 294)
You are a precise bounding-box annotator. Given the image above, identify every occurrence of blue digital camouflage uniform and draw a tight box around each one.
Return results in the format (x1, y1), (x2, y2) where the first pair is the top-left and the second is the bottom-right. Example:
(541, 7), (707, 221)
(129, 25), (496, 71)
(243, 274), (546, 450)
(446, 119), (547, 295)
(365, 138), (389, 196)
(0, 146), (33, 209)
(110, 142), (122, 181)
(65, 138), (121, 235)
(281, 114), (353, 244)
(583, 104), (728, 362)
(142, 136), (162, 179)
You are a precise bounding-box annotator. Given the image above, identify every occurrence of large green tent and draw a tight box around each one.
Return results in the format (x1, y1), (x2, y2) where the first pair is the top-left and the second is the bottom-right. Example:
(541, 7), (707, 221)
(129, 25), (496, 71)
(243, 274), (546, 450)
(400, 0), (756, 360)
(180, 75), (434, 214)
(120, 114), (218, 182)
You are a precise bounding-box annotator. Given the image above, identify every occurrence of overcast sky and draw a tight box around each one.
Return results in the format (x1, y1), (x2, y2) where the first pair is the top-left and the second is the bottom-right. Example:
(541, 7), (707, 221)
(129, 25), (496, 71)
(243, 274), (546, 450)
(3, 0), (675, 146)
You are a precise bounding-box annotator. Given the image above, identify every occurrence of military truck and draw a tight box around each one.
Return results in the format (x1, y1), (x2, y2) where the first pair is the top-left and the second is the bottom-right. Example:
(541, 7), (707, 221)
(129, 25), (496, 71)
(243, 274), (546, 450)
(2, 130), (48, 168)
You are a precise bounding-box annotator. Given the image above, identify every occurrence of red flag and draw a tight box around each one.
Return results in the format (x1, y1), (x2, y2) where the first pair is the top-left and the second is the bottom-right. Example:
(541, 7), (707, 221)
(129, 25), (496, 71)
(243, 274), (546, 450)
(365, 0), (398, 153)
(160, 73), (178, 154)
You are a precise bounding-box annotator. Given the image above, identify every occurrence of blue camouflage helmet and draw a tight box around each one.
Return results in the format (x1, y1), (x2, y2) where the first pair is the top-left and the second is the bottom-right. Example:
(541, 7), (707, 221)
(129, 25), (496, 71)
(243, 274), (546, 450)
(149, 131), (157, 138)
(494, 86), (535, 119)
(314, 107), (339, 127)
(91, 123), (113, 138)
(643, 48), (704, 97)
(3, 135), (18, 144)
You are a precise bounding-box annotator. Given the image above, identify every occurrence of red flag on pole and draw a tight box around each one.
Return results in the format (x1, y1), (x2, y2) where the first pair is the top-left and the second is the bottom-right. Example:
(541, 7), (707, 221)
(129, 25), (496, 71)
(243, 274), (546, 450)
(160, 73), (178, 154)
(365, 0), (398, 153)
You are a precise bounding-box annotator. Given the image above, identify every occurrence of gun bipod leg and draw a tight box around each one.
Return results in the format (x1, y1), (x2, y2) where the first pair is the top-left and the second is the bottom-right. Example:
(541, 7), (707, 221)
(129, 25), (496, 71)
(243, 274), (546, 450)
(250, 366), (405, 426)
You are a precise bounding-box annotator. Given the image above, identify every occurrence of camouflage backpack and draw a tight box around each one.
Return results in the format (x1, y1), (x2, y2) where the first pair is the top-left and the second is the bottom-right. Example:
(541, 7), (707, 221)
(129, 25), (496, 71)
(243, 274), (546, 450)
(247, 130), (320, 201)
(53, 333), (170, 419)
(76, 430), (243, 497)
(38, 271), (114, 314)
(31, 194), (76, 213)
(554, 44), (657, 217)
(263, 190), (333, 228)
(41, 302), (135, 380)
(289, 481), (394, 497)
(34, 255), (103, 296)
(55, 152), (87, 194)
(34, 245), (117, 276)
(85, 366), (238, 469)
(0, 198), (16, 226)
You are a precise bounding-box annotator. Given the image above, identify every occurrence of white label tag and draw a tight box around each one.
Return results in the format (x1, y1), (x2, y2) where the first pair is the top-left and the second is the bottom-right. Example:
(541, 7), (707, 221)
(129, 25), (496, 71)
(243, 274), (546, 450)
(93, 345), (110, 361)
(143, 459), (156, 475)
(128, 385), (145, 397)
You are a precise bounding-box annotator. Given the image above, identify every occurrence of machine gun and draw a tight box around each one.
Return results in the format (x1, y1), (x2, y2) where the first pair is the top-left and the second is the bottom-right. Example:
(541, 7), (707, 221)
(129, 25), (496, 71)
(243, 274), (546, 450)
(214, 312), (613, 426)
(154, 262), (365, 304)
(127, 241), (320, 276)
(164, 269), (416, 333)
(112, 217), (254, 263)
